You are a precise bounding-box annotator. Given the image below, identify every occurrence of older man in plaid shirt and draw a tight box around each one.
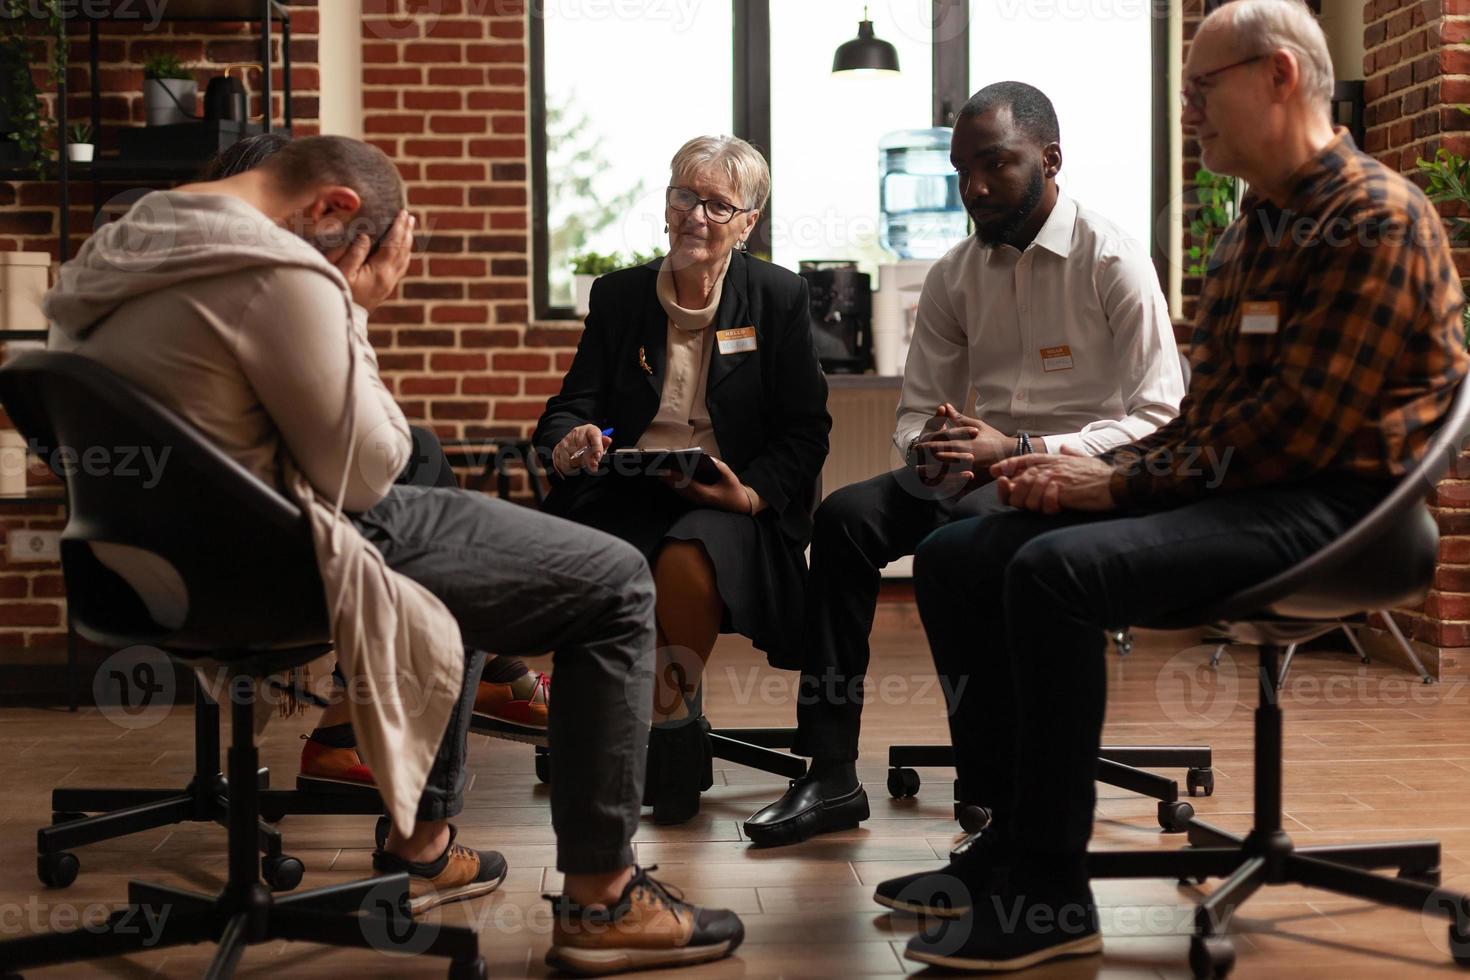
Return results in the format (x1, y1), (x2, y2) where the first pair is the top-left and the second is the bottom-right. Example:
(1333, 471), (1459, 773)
(873, 1), (1470, 973)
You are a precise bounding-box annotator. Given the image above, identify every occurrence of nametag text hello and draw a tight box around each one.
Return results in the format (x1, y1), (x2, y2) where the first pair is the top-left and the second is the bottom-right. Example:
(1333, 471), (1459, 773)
(717, 326), (757, 355)
(1040, 344), (1074, 372)
(1240, 301), (1280, 335)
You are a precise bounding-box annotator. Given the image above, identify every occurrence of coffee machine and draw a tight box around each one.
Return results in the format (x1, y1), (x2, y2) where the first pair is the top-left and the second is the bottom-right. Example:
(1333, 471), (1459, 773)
(799, 260), (873, 374)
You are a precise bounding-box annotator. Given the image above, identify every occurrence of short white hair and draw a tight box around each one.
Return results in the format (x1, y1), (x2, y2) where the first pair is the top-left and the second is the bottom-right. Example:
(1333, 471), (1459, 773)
(669, 135), (771, 212)
(1204, 0), (1334, 113)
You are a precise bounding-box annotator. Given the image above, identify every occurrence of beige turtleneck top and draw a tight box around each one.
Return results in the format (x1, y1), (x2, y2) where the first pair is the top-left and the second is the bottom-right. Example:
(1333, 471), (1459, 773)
(638, 252), (763, 513)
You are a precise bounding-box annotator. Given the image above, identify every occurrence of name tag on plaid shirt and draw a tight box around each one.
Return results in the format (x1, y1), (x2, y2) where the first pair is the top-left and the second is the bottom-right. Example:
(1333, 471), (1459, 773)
(1240, 301), (1281, 335)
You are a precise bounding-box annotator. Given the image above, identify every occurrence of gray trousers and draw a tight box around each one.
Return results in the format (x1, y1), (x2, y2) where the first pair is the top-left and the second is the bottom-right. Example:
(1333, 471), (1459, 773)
(351, 484), (656, 874)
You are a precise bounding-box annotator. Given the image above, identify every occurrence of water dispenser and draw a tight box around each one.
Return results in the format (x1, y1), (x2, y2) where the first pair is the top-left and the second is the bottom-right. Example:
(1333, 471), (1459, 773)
(879, 127), (968, 259)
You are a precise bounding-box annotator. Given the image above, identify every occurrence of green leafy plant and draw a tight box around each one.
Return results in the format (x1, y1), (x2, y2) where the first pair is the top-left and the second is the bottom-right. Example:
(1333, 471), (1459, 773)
(570, 250), (624, 276)
(0, 0), (69, 179)
(66, 122), (91, 144)
(141, 51), (192, 81)
(628, 249), (663, 266)
(1418, 140), (1470, 346)
(1187, 168), (1239, 277)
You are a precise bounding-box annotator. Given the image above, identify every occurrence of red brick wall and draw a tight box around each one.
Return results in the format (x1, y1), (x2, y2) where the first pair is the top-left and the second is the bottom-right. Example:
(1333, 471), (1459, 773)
(358, 0), (561, 444)
(1366, 0), (1470, 656)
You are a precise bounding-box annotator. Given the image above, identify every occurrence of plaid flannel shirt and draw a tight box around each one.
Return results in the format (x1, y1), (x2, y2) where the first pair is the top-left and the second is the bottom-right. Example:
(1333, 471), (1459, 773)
(1104, 129), (1468, 508)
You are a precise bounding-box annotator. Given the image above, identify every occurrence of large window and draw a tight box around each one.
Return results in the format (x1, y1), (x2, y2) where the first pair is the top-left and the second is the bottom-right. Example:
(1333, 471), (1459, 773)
(533, 2), (1165, 318)
(769, 4), (934, 277)
(969, 1), (1154, 249)
(537, 0), (733, 308)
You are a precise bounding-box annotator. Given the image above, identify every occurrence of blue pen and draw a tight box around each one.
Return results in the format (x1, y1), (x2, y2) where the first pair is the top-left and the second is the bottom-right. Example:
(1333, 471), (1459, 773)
(569, 427), (615, 463)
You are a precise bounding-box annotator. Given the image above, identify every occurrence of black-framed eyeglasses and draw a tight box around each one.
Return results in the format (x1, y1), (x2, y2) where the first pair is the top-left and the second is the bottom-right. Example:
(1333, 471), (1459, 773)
(1181, 54), (1268, 112)
(666, 186), (751, 225)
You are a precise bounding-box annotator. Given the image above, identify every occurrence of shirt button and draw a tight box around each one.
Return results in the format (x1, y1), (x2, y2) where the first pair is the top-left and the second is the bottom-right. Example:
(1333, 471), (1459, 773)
(1017, 392), (1027, 401)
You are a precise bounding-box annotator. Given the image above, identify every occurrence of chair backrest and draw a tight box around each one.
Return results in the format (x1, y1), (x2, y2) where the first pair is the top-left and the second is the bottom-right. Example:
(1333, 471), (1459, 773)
(1198, 376), (1470, 625)
(0, 351), (329, 652)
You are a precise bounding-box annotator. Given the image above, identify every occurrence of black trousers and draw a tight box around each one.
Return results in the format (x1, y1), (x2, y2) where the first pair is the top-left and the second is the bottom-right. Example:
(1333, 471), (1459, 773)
(793, 466), (1008, 760)
(913, 475), (1385, 870)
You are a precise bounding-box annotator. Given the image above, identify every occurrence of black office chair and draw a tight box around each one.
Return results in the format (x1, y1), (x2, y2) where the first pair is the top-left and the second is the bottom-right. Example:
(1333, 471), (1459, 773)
(0, 351), (484, 978)
(1080, 377), (1470, 979)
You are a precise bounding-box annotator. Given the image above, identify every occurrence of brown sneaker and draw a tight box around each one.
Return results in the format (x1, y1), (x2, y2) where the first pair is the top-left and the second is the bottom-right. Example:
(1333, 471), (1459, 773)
(545, 865), (744, 976)
(372, 825), (508, 916)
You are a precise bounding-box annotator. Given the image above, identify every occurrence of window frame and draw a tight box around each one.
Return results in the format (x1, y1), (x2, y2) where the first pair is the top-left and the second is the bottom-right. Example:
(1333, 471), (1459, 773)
(531, 1), (1170, 320)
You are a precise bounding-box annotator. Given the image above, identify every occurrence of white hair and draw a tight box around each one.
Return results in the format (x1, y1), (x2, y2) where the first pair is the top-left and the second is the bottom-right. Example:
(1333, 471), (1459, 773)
(1205, 0), (1335, 113)
(669, 135), (771, 212)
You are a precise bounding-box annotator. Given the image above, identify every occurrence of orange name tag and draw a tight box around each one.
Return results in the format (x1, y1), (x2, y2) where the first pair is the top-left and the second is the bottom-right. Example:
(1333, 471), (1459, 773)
(716, 326), (757, 355)
(1240, 301), (1280, 335)
(1040, 344), (1074, 372)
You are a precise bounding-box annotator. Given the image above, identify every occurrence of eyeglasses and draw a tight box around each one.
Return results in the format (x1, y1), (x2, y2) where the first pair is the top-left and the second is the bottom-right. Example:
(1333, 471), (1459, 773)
(666, 186), (751, 225)
(1181, 54), (1268, 112)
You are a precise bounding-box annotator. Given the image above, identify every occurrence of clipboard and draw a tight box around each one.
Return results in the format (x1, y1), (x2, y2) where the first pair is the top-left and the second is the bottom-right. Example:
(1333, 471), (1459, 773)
(603, 447), (722, 485)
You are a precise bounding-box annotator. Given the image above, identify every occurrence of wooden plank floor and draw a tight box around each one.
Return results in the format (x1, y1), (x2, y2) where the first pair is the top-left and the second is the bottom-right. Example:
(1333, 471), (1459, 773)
(2, 626), (1470, 977)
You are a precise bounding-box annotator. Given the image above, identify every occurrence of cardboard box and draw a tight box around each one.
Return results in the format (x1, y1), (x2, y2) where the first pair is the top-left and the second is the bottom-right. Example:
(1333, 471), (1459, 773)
(0, 252), (50, 333)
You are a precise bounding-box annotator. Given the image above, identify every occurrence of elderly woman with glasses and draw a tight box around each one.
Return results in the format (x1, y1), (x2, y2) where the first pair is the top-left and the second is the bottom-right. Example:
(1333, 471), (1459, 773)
(533, 135), (831, 826)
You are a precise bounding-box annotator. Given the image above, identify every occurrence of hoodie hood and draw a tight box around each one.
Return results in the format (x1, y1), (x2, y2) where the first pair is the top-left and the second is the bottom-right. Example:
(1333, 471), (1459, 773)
(45, 190), (350, 341)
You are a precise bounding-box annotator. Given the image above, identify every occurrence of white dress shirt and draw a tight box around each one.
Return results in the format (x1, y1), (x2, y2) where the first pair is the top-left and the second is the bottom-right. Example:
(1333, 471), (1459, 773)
(894, 192), (1184, 457)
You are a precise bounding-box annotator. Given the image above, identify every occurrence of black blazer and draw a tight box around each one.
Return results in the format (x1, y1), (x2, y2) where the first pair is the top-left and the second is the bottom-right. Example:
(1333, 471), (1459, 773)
(534, 251), (831, 544)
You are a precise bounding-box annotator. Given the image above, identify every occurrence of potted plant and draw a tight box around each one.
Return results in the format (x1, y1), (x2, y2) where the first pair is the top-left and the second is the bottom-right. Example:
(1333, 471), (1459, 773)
(570, 250), (623, 315)
(0, 0), (68, 178)
(142, 51), (196, 127)
(1418, 143), (1470, 346)
(65, 122), (92, 163)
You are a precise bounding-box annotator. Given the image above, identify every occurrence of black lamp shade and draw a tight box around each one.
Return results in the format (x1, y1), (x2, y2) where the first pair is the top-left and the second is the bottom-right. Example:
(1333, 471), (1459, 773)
(832, 19), (900, 74)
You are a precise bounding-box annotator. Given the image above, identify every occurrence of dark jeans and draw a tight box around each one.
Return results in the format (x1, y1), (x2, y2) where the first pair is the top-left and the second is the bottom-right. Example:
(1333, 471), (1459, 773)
(913, 475), (1386, 869)
(350, 484), (656, 873)
(793, 467), (1009, 760)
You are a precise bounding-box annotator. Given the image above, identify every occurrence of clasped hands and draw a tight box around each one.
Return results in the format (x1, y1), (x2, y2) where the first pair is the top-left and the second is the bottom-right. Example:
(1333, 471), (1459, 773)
(912, 403), (1118, 514)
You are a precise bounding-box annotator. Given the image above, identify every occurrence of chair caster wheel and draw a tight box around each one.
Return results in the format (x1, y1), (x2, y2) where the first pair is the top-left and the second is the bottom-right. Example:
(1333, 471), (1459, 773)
(955, 803), (991, 834)
(260, 803), (287, 823)
(1451, 922), (1470, 967)
(1159, 800), (1195, 832)
(51, 810), (86, 825)
(449, 957), (487, 979)
(1187, 768), (1214, 797)
(1189, 934), (1235, 978)
(1398, 865), (1441, 886)
(1178, 875), (1208, 886)
(886, 767), (920, 799)
(375, 815), (393, 850)
(263, 854), (304, 892)
(37, 851), (79, 888)
(535, 748), (551, 784)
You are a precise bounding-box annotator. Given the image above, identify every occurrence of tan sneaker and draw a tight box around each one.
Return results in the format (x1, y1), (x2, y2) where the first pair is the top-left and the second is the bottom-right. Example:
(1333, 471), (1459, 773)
(545, 865), (744, 976)
(372, 825), (508, 915)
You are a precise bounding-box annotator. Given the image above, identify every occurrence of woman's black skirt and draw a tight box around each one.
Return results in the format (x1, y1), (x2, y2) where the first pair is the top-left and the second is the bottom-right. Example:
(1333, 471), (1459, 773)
(546, 474), (806, 670)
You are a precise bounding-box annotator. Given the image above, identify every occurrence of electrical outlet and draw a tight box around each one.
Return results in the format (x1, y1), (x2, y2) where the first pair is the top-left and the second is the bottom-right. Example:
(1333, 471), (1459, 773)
(7, 529), (60, 562)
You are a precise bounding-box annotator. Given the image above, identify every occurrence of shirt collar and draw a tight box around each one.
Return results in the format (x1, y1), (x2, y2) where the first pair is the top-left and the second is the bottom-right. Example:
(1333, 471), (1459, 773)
(1031, 191), (1077, 257)
(1242, 126), (1356, 214)
(985, 191), (1077, 261)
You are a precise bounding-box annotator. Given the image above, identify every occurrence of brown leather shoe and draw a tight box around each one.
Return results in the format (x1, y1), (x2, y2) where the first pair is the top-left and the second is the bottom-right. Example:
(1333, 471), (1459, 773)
(298, 735), (375, 790)
(545, 865), (743, 975)
(473, 669), (549, 743)
(372, 825), (508, 916)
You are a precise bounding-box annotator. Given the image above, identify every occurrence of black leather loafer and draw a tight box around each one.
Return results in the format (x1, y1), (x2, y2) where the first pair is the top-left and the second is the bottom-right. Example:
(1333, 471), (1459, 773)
(742, 776), (869, 847)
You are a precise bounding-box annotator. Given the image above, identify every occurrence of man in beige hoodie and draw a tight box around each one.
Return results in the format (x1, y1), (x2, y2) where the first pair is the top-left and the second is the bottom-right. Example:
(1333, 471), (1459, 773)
(44, 135), (744, 975)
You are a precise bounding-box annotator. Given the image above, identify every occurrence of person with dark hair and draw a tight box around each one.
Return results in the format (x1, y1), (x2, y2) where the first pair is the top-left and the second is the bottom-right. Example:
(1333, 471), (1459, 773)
(196, 135), (555, 794)
(43, 133), (745, 970)
(742, 81), (1186, 847)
